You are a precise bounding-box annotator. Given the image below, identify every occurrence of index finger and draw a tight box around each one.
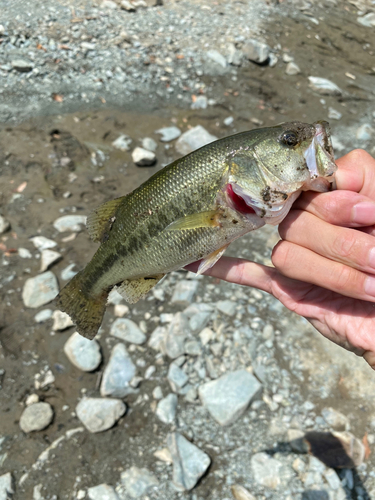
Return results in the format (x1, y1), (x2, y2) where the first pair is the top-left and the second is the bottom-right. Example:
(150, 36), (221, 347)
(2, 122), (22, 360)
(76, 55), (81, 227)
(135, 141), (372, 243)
(335, 149), (375, 198)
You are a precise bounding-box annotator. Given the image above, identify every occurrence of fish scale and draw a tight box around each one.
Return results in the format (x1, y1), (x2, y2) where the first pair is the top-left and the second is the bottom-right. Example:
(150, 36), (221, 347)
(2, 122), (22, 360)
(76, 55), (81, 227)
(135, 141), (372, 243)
(55, 121), (337, 339)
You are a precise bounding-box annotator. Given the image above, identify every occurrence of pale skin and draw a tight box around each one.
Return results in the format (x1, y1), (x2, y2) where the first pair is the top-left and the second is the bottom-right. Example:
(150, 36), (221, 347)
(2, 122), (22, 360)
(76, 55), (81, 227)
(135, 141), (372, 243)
(186, 149), (375, 370)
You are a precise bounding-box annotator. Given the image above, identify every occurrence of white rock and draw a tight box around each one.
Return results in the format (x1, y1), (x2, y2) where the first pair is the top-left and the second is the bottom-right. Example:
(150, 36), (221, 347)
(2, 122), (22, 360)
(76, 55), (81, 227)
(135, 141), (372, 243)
(34, 309), (53, 323)
(0, 216), (10, 234)
(242, 39), (270, 63)
(141, 137), (158, 151)
(87, 484), (119, 500)
(231, 485), (256, 500)
(153, 448), (173, 463)
(30, 236), (57, 251)
(156, 394), (178, 424)
(321, 407), (349, 431)
(100, 343), (136, 397)
(356, 124), (373, 142)
(52, 310), (74, 331)
(328, 107), (342, 120)
(120, 467), (159, 498)
(19, 402), (54, 433)
(40, 249), (62, 272)
(18, 247), (32, 258)
(107, 289), (124, 305)
(308, 76), (342, 95)
(285, 62), (300, 75)
(152, 386), (163, 400)
(167, 432), (211, 491)
(132, 147), (156, 166)
(0, 473), (13, 499)
(171, 280), (199, 306)
(168, 363), (188, 392)
(155, 126), (181, 142)
(121, 0), (136, 11)
(110, 318), (146, 344)
(22, 271), (59, 308)
(61, 263), (78, 281)
(101, 0), (118, 9)
(11, 58), (34, 72)
(112, 134), (132, 151)
(206, 49), (227, 68)
(76, 398), (126, 433)
(251, 452), (283, 489)
(26, 394), (39, 406)
(148, 326), (167, 351)
(114, 304), (129, 317)
(199, 327), (214, 345)
(163, 312), (189, 359)
(53, 215), (87, 233)
(357, 12), (375, 27)
(64, 332), (102, 372)
(199, 370), (262, 425)
(223, 116), (234, 126)
(175, 126), (218, 155)
(216, 300), (237, 317)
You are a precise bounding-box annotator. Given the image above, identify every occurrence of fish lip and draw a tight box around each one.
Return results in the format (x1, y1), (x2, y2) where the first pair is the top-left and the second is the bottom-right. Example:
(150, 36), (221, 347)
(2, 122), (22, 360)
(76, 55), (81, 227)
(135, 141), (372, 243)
(304, 122), (337, 180)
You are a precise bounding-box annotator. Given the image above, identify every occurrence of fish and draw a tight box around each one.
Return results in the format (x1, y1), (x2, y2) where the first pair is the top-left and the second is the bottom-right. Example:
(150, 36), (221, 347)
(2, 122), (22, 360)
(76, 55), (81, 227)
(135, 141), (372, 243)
(55, 120), (337, 339)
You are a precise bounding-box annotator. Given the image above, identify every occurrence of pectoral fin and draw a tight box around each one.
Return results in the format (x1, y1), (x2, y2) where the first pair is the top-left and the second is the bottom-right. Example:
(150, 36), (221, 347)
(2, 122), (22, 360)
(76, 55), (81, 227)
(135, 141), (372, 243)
(197, 244), (229, 275)
(116, 274), (165, 304)
(86, 196), (126, 243)
(166, 211), (221, 231)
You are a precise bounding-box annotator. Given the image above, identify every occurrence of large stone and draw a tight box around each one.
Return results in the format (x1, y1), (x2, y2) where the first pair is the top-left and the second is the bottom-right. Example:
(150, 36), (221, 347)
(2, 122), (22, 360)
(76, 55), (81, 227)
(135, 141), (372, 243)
(87, 484), (119, 500)
(199, 370), (262, 425)
(100, 343), (136, 397)
(168, 363), (188, 393)
(0, 216), (10, 234)
(64, 332), (102, 372)
(19, 402), (54, 433)
(22, 271), (59, 308)
(308, 76), (342, 95)
(163, 312), (189, 359)
(175, 126), (218, 156)
(251, 452), (283, 489)
(110, 318), (146, 344)
(112, 134), (132, 151)
(242, 39), (270, 63)
(52, 310), (74, 331)
(156, 394), (178, 424)
(120, 467), (159, 498)
(155, 126), (181, 142)
(40, 249), (61, 272)
(0, 473), (13, 499)
(132, 147), (156, 166)
(171, 280), (199, 306)
(167, 432), (211, 491)
(76, 398), (126, 433)
(53, 215), (87, 233)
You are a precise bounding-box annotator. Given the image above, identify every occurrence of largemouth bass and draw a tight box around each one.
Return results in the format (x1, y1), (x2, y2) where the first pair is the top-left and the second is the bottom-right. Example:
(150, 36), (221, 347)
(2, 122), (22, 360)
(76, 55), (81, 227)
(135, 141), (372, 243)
(56, 121), (337, 339)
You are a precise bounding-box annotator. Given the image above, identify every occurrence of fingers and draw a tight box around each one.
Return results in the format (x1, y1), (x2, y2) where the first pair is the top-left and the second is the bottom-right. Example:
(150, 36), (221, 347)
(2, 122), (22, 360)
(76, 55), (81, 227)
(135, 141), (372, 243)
(272, 239), (375, 303)
(185, 257), (276, 295)
(279, 210), (375, 274)
(335, 149), (375, 198)
(293, 190), (375, 227)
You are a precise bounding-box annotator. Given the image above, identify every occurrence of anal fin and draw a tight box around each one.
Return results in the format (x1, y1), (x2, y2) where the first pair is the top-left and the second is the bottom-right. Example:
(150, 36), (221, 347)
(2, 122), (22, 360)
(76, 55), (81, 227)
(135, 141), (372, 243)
(166, 210), (221, 232)
(197, 244), (229, 275)
(115, 274), (165, 304)
(86, 196), (127, 243)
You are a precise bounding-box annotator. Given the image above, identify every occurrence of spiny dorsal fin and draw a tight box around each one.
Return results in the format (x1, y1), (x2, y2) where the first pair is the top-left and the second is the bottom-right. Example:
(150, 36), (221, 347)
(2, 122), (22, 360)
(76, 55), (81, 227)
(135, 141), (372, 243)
(116, 274), (165, 304)
(86, 196), (126, 243)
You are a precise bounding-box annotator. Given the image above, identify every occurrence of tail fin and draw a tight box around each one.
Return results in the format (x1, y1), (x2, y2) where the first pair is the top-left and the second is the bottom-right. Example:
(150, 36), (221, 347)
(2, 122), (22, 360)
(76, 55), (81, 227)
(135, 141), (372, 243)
(54, 271), (108, 340)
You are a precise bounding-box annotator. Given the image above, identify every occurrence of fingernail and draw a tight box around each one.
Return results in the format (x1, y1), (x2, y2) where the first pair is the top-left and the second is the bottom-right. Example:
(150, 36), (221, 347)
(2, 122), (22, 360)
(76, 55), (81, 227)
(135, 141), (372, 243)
(365, 276), (375, 297)
(352, 202), (375, 224)
(369, 248), (375, 269)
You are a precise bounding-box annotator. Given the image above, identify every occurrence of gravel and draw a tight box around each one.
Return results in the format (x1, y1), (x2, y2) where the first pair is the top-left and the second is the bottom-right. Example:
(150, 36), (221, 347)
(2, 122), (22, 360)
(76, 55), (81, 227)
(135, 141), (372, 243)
(19, 402), (54, 433)
(250, 452), (284, 489)
(175, 126), (218, 156)
(64, 332), (102, 372)
(167, 432), (211, 491)
(199, 370), (262, 426)
(76, 397), (126, 433)
(87, 484), (119, 500)
(22, 271), (59, 308)
(171, 280), (199, 306)
(167, 363), (188, 393)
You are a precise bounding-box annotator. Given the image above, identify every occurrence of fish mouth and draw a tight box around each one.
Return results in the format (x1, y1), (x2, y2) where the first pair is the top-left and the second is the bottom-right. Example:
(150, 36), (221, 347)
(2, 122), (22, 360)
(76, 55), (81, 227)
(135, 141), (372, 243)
(303, 121), (337, 191)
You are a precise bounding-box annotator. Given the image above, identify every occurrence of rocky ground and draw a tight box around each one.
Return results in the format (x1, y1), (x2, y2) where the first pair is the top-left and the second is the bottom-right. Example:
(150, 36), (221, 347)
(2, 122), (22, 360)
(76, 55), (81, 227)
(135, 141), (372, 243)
(1, 0), (375, 499)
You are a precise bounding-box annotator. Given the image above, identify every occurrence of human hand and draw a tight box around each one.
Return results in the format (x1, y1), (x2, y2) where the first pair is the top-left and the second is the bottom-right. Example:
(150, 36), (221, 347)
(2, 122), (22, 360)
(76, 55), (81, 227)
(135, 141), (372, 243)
(186, 149), (375, 370)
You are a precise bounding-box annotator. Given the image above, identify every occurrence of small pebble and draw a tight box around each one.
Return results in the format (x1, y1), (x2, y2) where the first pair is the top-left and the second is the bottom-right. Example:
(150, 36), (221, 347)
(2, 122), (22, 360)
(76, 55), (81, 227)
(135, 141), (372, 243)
(0, 216), (10, 234)
(155, 126), (181, 142)
(156, 394), (178, 424)
(19, 402), (54, 433)
(64, 332), (102, 372)
(76, 398), (126, 433)
(132, 147), (156, 166)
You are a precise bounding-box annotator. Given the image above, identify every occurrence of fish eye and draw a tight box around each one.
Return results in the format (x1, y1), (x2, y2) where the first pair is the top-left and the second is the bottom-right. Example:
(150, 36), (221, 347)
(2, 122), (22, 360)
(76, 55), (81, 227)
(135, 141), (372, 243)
(281, 131), (299, 147)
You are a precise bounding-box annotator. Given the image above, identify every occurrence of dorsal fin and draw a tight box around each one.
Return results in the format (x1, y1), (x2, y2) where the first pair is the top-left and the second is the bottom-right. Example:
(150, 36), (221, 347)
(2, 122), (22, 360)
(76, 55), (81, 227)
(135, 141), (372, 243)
(86, 196), (126, 243)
